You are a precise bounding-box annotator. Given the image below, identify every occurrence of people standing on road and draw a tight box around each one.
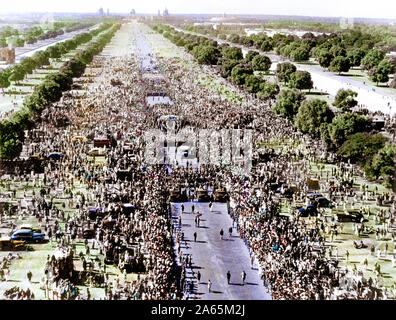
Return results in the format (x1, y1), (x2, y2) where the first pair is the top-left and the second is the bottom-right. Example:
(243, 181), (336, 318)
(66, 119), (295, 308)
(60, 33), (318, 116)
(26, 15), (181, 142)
(209, 201), (213, 212)
(250, 256), (254, 269)
(191, 204), (195, 214)
(220, 229), (224, 240)
(178, 215), (181, 226)
(229, 227), (233, 237)
(208, 279), (212, 293)
(197, 271), (201, 283)
(227, 271), (231, 284)
(241, 271), (246, 285)
(181, 204), (184, 213)
(194, 232), (197, 242)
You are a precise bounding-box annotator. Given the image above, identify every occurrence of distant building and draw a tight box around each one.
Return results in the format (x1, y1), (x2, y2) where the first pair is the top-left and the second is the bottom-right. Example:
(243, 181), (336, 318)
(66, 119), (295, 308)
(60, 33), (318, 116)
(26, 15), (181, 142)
(0, 47), (15, 64)
(107, 9), (110, 16)
(98, 7), (104, 16)
(130, 9), (136, 15)
(158, 10), (161, 16)
(163, 8), (169, 16)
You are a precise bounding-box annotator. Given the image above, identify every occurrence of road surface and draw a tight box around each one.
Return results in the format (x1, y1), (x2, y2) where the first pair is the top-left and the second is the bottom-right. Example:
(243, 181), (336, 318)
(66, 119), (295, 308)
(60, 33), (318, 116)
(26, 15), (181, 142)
(171, 202), (271, 300)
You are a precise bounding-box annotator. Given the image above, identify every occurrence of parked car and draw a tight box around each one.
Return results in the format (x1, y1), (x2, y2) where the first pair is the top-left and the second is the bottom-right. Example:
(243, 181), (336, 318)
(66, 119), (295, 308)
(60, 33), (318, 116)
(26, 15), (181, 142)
(10, 229), (45, 243)
(214, 189), (229, 202)
(197, 189), (210, 202)
(47, 152), (64, 160)
(93, 138), (109, 148)
(0, 239), (25, 251)
(314, 197), (334, 208)
(336, 211), (364, 223)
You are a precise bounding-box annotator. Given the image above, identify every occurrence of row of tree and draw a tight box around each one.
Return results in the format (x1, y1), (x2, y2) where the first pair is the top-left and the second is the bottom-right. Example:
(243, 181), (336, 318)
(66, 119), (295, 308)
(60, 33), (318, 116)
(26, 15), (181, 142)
(154, 24), (282, 99)
(184, 24), (396, 87)
(0, 21), (95, 48)
(0, 24), (120, 159)
(0, 22), (114, 90)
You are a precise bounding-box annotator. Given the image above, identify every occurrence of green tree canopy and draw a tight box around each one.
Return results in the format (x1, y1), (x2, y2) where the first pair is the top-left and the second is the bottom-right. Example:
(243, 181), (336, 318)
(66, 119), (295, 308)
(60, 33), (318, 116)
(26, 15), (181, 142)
(333, 89), (358, 111)
(251, 54), (272, 72)
(329, 56), (350, 74)
(337, 132), (387, 163)
(245, 50), (260, 62)
(231, 63), (254, 85)
(244, 74), (262, 93)
(328, 113), (370, 146)
(276, 62), (297, 84)
(222, 46), (243, 61)
(288, 70), (313, 91)
(361, 49), (385, 70)
(295, 99), (334, 135)
(272, 89), (306, 121)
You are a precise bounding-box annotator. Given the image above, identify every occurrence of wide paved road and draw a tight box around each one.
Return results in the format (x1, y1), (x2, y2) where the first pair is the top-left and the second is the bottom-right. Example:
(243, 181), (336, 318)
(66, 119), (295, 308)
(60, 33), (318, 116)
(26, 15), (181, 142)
(171, 202), (271, 300)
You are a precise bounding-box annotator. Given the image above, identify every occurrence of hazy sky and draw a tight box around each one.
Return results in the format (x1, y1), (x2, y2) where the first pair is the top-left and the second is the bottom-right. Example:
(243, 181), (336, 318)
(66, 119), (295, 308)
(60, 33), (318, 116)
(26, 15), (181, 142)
(0, 0), (395, 19)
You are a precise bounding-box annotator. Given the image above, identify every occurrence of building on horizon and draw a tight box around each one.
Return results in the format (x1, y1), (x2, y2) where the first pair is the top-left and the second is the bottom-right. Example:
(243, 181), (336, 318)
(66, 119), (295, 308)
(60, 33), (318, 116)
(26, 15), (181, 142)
(98, 7), (104, 16)
(163, 8), (169, 16)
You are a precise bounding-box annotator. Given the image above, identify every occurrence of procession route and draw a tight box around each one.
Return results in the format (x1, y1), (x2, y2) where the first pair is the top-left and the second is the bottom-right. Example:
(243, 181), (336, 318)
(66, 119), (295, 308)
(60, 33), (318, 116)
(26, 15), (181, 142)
(171, 202), (271, 300)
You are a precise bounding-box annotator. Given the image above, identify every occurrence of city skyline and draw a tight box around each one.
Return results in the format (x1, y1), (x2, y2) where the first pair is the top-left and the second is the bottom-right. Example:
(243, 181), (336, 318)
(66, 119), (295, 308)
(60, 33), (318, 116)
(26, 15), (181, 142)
(0, 0), (396, 20)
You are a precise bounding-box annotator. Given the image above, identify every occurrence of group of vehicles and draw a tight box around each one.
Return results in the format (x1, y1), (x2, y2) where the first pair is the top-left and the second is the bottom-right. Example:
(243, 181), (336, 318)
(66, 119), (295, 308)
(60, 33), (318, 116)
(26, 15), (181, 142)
(168, 188), (229, 203)
(0, 224), (47, 251)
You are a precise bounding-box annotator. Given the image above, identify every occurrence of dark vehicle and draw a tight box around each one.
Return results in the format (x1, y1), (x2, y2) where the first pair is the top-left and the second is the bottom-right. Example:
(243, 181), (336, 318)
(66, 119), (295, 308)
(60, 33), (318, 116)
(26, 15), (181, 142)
(93, 138), (110, 148)
(305, 204), (318, 216)
(47, 152), (64, 160)
(88, 207), (104, 220)
(197, 189), (210, 202)
(122, 203), (135, 216)
(169, 189), (182, 202)
(296, 204), (317, 217)
(0, 239), (25, 251)
(117, 169), (132, 181)
(10, 229), (45, 243)
(337, 211), (364, 223)
(82, 228), (95, 239)
(214, 189), (229, 202)
(276, 184), (297, 198)
(315, 197), (334, 208)
(307, 193), (323, 200)
(296, 207), (308, 217)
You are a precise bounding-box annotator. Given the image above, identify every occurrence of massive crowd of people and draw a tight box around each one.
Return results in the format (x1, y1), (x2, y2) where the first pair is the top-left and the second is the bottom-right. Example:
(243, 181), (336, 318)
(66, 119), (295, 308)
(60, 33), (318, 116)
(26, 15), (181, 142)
(0, 21), (395, 300)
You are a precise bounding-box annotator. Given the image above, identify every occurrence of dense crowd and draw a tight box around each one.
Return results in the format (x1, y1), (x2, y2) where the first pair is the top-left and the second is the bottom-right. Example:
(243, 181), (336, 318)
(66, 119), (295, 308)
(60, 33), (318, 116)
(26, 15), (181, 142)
(1, 22), (395, 300)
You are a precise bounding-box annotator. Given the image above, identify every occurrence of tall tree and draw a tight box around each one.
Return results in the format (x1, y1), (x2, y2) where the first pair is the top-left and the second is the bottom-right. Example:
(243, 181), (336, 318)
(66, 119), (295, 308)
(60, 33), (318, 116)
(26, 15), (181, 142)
(273, 89), (306, 121)
(329, 56), (350, 74)
(251, 54), (272, 72)
(276, 62), (297, 84)
(333, 89), (358, 111)
(288, 71), (313, 91)
(361, 49), (385, 70)
(295, 99), (334, 136)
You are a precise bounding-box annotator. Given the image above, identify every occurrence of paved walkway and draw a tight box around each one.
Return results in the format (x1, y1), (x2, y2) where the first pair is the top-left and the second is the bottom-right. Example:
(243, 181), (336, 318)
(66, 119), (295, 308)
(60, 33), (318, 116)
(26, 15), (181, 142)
(171, 202), (271, 300)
